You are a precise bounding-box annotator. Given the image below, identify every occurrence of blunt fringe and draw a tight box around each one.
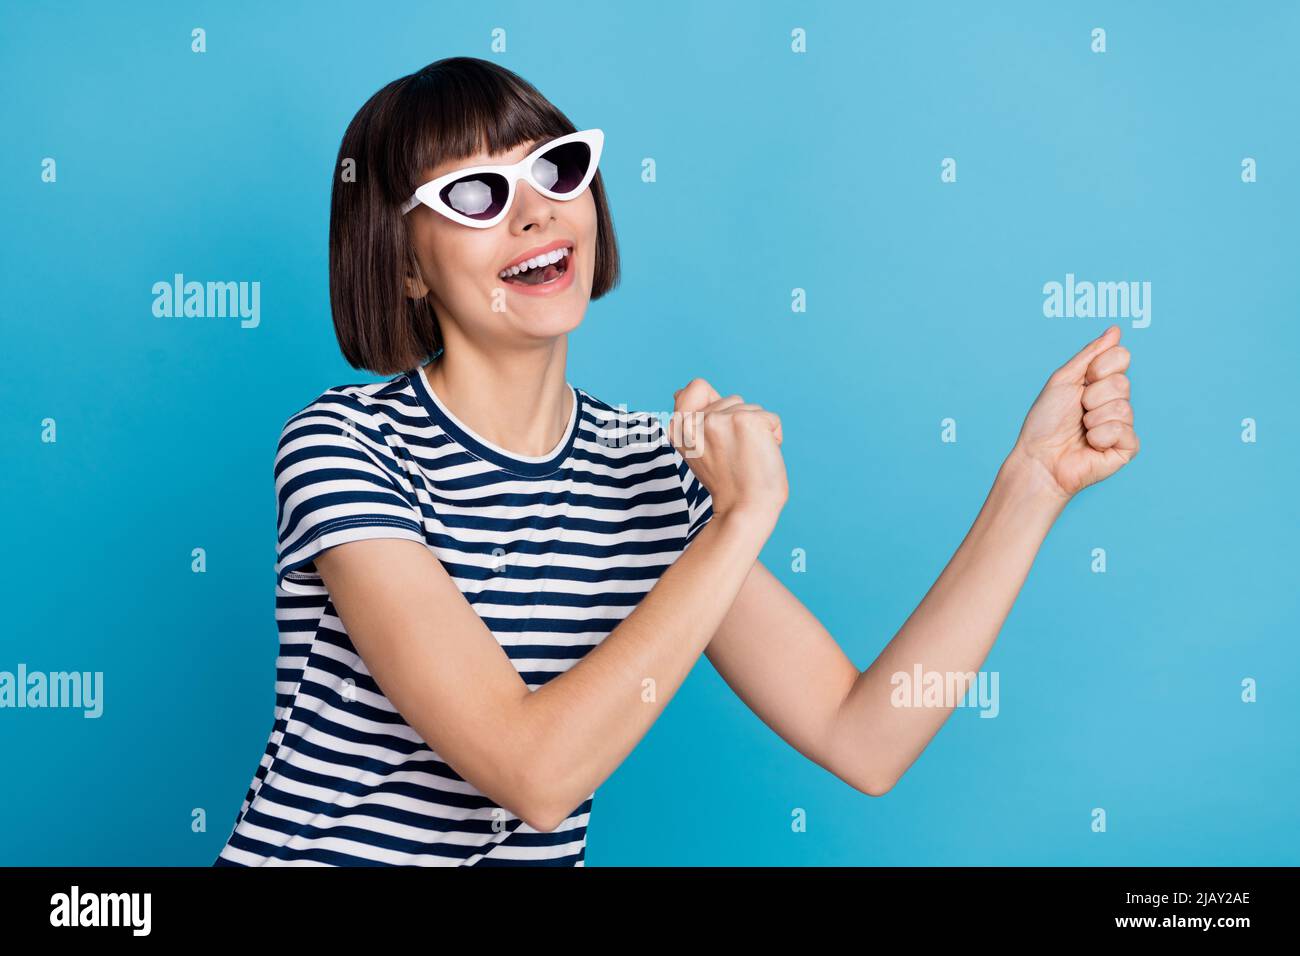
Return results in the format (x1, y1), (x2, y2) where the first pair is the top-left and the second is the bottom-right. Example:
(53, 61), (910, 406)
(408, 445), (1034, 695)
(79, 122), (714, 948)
(328, 56), (621, 375)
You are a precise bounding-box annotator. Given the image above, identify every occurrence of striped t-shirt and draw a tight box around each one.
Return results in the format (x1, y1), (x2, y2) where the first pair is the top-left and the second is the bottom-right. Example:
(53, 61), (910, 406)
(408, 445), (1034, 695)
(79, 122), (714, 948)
(214, 364), (713, 866)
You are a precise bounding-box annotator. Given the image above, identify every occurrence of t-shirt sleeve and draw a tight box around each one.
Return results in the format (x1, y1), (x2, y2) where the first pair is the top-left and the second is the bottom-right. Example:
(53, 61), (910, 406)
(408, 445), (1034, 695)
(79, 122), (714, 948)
(666, 429), (714, 550)
(273, 402), (428, 596)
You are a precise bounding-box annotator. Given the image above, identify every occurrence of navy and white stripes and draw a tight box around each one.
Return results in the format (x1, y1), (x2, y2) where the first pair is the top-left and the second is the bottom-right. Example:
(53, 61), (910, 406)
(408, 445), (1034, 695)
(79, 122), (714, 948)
(215, 365), (712, 866)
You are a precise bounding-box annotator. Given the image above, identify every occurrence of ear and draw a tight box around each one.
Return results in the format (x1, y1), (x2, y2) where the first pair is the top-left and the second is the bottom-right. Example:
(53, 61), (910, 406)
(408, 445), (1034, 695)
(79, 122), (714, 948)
(404, 268), (429, 300)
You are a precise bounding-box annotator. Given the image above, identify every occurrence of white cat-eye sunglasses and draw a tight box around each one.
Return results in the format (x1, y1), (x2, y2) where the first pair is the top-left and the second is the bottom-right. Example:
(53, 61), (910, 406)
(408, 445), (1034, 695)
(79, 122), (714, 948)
(400, 128), (604, 228)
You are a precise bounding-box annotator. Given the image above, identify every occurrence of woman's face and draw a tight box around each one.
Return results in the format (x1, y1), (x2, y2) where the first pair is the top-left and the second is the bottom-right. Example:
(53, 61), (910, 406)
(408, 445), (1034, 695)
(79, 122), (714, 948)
(403, 136), (598, 350)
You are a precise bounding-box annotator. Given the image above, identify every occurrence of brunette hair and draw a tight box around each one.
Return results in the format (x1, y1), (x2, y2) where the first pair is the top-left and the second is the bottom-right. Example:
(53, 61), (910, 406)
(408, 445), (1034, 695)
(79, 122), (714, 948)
(328, 56), (621, 375)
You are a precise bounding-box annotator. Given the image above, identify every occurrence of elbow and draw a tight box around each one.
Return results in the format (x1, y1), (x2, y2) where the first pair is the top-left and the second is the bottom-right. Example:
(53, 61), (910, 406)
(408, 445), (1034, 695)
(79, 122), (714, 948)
(850, 763), (899, 798)
(859, 777), (895, 798)
(516, 794), (571, 835)
(494, 783), (567, 834)
(519, 805), (569, 834)
(510, 755), (574, 834)
(484, 702), (581, 833)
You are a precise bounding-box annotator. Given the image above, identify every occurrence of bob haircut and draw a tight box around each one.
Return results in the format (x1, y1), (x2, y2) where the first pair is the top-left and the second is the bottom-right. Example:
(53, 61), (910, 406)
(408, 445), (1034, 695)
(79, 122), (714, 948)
(328, 56), (621, 375)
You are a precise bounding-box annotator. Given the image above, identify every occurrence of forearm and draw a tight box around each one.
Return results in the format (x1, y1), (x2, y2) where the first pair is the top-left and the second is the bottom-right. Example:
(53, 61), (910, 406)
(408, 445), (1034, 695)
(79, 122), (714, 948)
(518, 508), (774, 825)
(828, 447), (1068, 794)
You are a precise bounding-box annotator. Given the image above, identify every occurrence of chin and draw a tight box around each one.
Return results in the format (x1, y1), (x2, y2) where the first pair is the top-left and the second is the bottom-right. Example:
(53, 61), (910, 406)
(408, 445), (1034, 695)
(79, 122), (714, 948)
(512, 300), (586, 339)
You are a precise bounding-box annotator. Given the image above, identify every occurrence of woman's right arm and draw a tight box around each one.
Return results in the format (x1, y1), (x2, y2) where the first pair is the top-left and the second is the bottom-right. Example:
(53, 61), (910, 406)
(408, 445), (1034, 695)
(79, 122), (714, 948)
(314, 384), (786, 832)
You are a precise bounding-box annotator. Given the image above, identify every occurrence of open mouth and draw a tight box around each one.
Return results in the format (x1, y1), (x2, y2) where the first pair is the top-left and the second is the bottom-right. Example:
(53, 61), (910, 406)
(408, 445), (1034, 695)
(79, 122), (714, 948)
(498, 245), (572, 287)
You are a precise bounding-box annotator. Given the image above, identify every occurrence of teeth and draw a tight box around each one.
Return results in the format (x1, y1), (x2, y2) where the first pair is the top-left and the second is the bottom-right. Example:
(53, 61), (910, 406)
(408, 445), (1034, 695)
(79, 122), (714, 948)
(499, 246), (570, 279)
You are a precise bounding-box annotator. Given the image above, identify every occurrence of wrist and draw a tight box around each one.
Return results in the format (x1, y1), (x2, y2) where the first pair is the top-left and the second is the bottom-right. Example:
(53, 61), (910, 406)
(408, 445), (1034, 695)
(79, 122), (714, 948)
(999, 445), (1071, 518)
(713, 502), (781, 542)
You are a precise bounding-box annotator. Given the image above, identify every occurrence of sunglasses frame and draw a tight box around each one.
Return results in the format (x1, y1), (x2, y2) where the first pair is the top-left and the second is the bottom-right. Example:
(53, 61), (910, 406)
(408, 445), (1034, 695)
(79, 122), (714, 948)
(400, 128), (604, 227)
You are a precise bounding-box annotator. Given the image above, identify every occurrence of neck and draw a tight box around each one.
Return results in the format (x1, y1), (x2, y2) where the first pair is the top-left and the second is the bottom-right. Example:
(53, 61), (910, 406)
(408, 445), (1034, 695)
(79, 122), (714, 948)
(422, 334), (573, 459)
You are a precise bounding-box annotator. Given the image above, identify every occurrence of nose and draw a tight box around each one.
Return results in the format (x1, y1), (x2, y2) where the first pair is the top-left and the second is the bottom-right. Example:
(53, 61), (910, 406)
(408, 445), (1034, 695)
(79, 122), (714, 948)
(509, 179), (558, 231)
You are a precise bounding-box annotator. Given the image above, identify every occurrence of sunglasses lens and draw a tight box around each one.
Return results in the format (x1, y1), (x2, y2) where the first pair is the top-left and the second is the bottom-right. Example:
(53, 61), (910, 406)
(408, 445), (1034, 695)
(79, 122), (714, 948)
(439, 173), (510, 221)
(532, 140), (593, 195)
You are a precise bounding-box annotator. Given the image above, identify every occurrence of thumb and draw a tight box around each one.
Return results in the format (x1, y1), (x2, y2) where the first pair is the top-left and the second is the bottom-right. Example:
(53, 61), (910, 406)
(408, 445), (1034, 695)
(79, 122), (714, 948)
(674, 378), (722, 413)
(1052, 325), (1120, 385)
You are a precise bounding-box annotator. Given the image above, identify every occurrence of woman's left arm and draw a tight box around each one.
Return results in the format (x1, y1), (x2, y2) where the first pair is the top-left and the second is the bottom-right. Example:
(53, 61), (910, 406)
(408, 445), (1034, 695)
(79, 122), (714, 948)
(704, 325), (1139, 796)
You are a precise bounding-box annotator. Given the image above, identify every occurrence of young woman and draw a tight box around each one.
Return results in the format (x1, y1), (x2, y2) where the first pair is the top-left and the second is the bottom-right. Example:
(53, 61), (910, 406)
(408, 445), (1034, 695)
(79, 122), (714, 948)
(215, 56), (1139, 866)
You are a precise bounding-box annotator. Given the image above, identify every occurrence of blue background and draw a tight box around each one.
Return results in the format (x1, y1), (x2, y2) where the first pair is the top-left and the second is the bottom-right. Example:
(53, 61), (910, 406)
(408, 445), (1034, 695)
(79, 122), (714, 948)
(2, 0), (1296, 865)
